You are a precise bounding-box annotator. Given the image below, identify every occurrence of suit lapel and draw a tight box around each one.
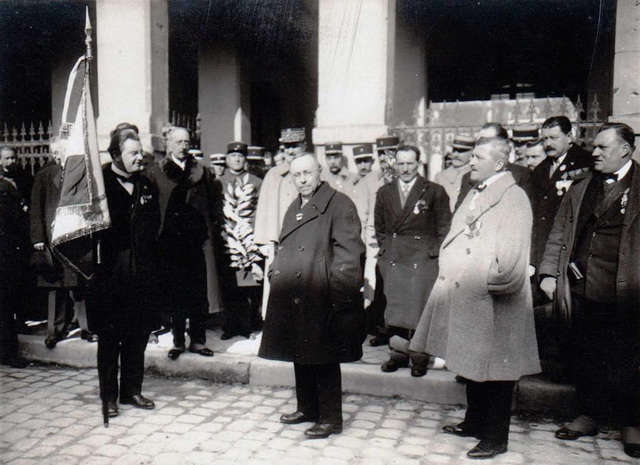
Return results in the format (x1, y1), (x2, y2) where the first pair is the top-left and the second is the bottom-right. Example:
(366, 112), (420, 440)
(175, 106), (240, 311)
(279, 182), (335, 242)
(388, 180), (403, 220)
(442, 173), (515, 249)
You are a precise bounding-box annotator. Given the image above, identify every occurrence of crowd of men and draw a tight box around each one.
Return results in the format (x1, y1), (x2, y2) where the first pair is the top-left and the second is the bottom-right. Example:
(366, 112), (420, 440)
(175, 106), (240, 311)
(0, 115), (639, 458)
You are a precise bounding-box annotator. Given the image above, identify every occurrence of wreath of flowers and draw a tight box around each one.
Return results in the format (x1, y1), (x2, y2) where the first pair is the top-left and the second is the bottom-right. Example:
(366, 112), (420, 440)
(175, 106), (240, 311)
(222, 175), (263, 272)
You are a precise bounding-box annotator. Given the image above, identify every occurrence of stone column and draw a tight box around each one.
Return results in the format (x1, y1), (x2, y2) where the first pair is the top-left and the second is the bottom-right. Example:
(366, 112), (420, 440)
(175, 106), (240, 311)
(314, 0), (397, 156)
(612, 0), (640, 149)
(198, 43), (251, 155)
(95, 0), (168, 151)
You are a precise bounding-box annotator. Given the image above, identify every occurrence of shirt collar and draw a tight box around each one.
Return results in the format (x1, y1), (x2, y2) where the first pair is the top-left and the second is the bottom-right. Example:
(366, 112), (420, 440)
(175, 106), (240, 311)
(612, 160), (633, 182)
(477, 171), (507, 190)
(171, 154), (186, 170)
(111, 163), (131, 179)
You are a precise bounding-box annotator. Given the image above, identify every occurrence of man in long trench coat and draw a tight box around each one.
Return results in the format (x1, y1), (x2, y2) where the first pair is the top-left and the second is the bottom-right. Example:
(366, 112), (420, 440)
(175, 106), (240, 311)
(374, 145), (451, 376)
(410, 137), (540, 459)
(259, 153), (365, 440)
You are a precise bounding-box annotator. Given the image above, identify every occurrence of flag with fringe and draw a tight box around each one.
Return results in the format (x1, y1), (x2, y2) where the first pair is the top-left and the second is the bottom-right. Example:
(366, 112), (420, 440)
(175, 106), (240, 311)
(50, 53), (110, 280)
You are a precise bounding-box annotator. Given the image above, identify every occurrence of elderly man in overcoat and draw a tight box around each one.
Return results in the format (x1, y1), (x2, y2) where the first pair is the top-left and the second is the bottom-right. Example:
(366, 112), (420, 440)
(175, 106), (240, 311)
(374, 145), (451, 376)
(259, 153), (365, 440)
(147, 127), (219, 360)
(410, 137), (540, 459)
(539, 123), (640, 458)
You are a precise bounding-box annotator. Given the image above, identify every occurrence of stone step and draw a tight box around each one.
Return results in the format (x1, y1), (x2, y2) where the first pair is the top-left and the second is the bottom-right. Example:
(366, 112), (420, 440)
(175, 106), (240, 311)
(17, 333), (575, 418)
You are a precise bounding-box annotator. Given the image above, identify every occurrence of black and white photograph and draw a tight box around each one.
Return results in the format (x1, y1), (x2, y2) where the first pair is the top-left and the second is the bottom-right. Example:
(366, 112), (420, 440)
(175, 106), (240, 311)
(1, 0), (639, 463)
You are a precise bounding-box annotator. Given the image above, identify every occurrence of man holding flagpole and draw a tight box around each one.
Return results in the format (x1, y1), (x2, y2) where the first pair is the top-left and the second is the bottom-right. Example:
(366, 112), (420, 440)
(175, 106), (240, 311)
(86, 126), (161, 419)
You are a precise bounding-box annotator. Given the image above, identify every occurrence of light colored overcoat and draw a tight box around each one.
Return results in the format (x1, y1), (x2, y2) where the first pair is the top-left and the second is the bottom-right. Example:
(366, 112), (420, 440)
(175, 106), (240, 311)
(409, 172), (541, 382)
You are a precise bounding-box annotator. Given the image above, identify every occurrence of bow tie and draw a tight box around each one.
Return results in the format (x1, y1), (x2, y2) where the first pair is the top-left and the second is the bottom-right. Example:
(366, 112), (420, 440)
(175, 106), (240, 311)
(597, 173), (617, 184)
(115, 172), (140, 184)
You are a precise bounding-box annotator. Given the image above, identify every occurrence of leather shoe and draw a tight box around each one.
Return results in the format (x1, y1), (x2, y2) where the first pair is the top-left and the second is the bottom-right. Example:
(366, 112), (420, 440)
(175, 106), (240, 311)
(622, 427), (640, 458)
(189, 347), (214, 357)
(411, 365), (428, 377)
(467, 440), (507, 459)
(304, 423), (343, 439)
(45, 337), (58, 349)
(81, 330), (98, 343)
(381, 359), (409, 372)
(221, 332), (236, 340)
(167, 347), (185, 360)
(107, 401), (118, 418)
(120, 394), (155, 410)
(555, 426), (597, 440)
(369, 335), (389, 347)
(280, 411), (318, 424)
(442, 424), (482, 439)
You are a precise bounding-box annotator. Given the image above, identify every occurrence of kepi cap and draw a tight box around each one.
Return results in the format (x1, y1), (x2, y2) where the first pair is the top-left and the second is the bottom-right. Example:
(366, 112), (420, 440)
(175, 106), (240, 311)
(188, 149), (203, 159)
(451, 135), (476, 151)
(511, 124), (539, 142)
(247, 146), (265, 161)
(353, 143), (374, 161)
(376, 135), (400, 151)
(227, 141), (248, 155)
(279, 127), (306, 144)
(325, 142), (343, 155)
(210, 153), (226, 165)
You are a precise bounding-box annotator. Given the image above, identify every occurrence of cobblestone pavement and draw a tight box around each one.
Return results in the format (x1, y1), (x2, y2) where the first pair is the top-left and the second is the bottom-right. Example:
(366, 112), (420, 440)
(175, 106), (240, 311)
(0, 364), (635, 465)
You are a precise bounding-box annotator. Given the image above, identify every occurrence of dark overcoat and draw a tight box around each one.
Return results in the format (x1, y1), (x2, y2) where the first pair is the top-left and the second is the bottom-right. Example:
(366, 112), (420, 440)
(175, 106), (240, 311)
(539, 162), (640, 326)
(146, 157), (222, 313)
(0, 179), (29, 289)
(409, 173), (541, 382)
(29, 163), (79, 288)
(86, 166), (162, 334)
(258, 182), (366, 364)
(374, 176), (451, 329)
(529, 144), (592, 268)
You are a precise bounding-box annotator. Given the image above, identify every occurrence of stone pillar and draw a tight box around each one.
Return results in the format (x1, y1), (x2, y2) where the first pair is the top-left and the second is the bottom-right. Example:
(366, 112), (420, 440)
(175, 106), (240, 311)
(199, 43), (251, 155)
(95, 0), (168, 151)
(314, 0), (396, 155)
(612, 0), (640, 149)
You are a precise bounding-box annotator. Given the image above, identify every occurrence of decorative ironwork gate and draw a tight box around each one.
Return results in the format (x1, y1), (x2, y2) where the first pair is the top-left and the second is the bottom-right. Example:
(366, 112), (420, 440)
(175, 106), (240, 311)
(392, 94), (606, 177)
(0, 121), (53, 175)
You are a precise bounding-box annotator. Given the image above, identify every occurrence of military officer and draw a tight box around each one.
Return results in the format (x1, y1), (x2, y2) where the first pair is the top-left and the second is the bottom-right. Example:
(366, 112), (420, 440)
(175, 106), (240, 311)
(511, 123), (540, 167)
(434, 135), (475, 212)
(209, 153), (226, 178)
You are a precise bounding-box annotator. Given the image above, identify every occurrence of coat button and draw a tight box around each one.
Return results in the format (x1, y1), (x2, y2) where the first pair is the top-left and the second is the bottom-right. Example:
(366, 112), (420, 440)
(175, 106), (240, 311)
(455, 282), (460, 288)
(298, 246), (305, 252)
(543, 195), (548, 200)
(293, 297), (301, 304)
(561, 245), (567, 250)
(466, 248), (471, 254)
(390, 261), (395, 266)
(540, 216), (546, 221)
(274, 270), (280, 275)
(392, 233), (397, 238)
(414, 236), (421, 240)
(295, 272), (301, 278)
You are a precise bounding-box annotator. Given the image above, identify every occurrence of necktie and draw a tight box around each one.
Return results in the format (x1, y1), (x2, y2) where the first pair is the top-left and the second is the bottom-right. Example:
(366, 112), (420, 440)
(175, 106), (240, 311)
(400, 183), (410, 207)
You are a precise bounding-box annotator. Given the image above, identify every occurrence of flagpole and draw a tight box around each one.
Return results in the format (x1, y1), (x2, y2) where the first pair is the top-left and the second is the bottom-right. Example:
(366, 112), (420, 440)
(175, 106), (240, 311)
(84, 6), (108, 429)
